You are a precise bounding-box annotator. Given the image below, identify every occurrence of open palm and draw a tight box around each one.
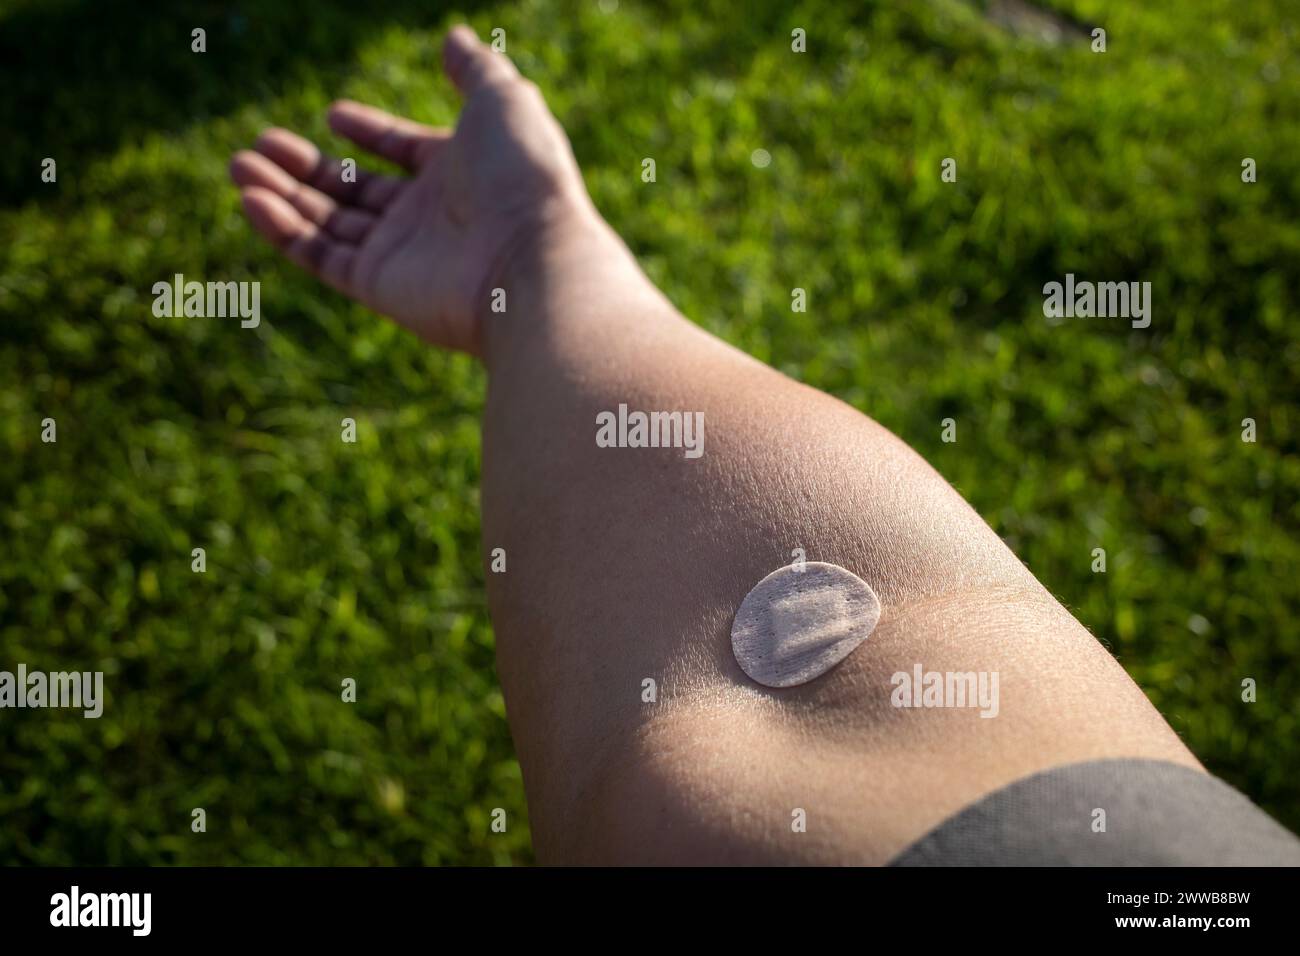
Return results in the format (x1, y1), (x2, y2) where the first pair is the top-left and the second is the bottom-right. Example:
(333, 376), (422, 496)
(230, 25), (586, 355)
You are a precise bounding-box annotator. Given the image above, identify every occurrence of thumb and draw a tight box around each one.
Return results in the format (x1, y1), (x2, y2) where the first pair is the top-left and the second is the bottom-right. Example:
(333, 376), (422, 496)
(442, 25), (520, 96)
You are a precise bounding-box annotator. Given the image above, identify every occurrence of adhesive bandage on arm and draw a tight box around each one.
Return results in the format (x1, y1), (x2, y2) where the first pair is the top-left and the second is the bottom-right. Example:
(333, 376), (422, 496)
(731, 562), (881, 688)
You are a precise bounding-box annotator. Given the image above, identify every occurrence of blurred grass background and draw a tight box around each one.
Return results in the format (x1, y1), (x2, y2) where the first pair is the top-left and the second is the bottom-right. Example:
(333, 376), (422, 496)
(1, 0), (1296, 864)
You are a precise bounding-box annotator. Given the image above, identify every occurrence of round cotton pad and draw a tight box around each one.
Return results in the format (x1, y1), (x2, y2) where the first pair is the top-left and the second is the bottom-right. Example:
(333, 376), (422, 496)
(731, 562), (881, 688)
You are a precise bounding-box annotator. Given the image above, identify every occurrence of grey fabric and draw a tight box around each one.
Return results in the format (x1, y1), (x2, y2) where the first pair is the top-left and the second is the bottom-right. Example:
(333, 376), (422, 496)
(890, 758), (1300, 866)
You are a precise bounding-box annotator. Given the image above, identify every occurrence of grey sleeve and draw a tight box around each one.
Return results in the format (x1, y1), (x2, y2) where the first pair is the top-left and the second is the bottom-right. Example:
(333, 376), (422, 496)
(889, 758), (1300, 866)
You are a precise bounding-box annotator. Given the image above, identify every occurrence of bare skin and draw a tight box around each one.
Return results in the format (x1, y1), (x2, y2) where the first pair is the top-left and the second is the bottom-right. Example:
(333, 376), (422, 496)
(232, 25), (1200, 864)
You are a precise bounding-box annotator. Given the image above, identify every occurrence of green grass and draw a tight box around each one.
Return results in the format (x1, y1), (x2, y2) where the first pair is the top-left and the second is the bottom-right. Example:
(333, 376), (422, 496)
(1, 0), (1297, 864)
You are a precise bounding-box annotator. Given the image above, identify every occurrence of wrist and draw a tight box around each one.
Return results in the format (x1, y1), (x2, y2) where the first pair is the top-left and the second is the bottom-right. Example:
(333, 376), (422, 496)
(478, 197), (626, 366)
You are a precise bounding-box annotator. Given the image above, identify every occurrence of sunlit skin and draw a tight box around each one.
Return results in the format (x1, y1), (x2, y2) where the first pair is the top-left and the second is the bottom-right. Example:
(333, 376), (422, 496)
(231, 25), (590, 356)
(233, 25), (1200, 864)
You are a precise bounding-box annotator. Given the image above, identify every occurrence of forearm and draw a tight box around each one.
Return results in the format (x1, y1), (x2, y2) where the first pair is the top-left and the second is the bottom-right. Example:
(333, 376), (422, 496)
(480, 210), (1032, 611)
(478, 212), (1197, 863)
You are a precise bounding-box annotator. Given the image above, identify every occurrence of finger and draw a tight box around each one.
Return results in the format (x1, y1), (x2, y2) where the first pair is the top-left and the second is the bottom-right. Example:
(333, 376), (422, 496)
(240, 186), (356, 296)
(328, 100), (451, 173)
(231, 150), (377, 243)
(442, 24), (520, 96)
(252, 127), (402, 212)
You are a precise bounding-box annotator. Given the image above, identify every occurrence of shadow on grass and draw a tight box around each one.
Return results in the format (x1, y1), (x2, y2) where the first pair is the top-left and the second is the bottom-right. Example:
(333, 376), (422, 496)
(0, 0), (493, 207)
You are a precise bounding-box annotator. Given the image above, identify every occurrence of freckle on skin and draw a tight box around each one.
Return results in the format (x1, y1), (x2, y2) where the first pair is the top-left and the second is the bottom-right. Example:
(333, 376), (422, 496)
(731, 561), (882, 688)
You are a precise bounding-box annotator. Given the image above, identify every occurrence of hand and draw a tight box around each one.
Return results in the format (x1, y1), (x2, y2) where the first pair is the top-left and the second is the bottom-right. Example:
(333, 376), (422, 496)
(230, 25), (590, 355)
